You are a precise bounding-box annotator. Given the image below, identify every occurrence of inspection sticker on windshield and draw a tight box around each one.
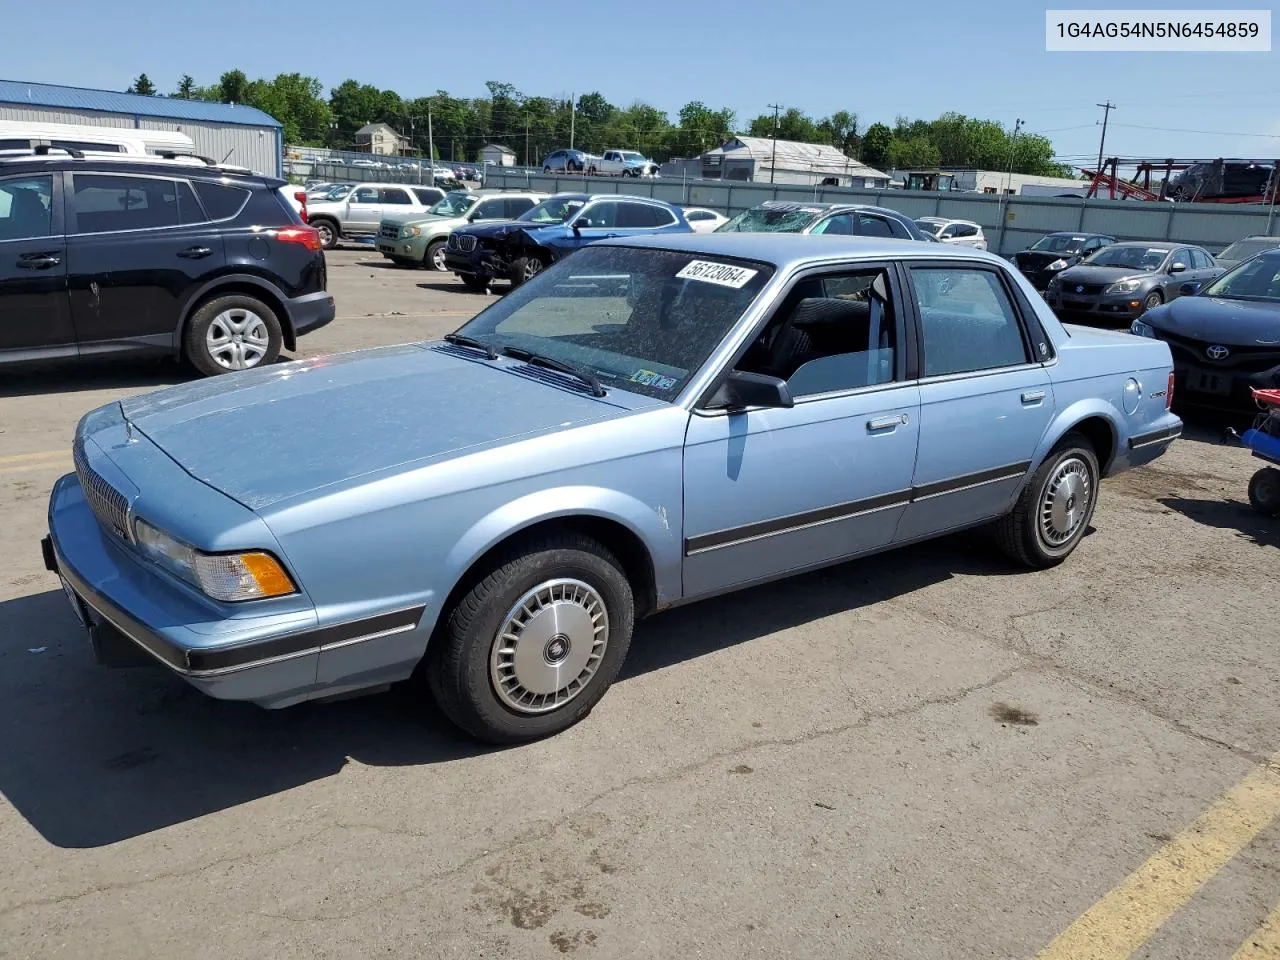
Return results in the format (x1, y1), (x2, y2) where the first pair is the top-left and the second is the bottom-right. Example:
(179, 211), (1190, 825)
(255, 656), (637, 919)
(676, 260), (758, 289)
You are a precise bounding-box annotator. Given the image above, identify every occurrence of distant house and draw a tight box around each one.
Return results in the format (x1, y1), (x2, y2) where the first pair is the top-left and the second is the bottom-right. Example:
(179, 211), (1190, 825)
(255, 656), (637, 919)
(698, 136), (890, 189)
(481, 143), (517, 167)
(355, 122), (408, 156)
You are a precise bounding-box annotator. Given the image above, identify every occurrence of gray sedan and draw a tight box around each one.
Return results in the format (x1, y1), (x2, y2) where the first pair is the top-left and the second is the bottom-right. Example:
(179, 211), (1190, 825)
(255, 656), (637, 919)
(1045, 242), (1223, 325)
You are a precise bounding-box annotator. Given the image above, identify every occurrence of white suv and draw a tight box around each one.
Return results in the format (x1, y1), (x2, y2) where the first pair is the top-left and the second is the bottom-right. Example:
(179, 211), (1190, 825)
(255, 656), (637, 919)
(914, 217), (988, 250)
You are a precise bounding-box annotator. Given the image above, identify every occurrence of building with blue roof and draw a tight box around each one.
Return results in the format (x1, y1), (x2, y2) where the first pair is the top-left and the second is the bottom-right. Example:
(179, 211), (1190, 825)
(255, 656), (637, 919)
(0, 79), (284, 176)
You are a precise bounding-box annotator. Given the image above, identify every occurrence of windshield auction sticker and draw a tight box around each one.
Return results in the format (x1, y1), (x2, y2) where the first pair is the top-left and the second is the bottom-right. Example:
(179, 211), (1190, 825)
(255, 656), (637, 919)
(676, 260), (759, 288)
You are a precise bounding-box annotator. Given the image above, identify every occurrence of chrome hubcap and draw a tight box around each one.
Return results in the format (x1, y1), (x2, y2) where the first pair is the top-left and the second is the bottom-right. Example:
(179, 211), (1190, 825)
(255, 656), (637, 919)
(316, 223), (332, 244)
(1040, 456), (1092, 547)
(523, 259), (542, 280)
(490, 578), (608, 714)
(206, 309), (269, 370)
(431, 245), (446, 270)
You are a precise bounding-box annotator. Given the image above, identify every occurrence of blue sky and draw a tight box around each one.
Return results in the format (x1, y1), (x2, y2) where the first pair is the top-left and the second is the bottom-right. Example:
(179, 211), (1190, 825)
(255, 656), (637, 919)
(7, 0), (1276, 168)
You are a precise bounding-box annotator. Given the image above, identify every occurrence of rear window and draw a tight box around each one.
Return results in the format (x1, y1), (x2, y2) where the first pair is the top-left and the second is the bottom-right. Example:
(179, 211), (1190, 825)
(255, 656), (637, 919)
(193, 181), (251, 221)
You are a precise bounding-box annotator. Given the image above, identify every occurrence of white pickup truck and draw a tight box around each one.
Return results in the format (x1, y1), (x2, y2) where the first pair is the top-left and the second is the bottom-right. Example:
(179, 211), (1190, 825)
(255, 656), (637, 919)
(586, 149), (660, 178)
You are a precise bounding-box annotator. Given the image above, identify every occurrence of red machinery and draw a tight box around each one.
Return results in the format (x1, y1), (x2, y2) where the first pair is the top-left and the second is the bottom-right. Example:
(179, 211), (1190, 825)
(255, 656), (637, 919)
(1083, 158), (1280, 204)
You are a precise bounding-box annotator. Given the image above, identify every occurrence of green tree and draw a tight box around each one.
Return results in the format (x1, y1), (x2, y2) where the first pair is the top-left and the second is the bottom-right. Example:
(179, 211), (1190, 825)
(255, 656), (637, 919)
(217, 69), (249, 104)
(818, 110), (859, 154)
(173, 75), (196, 99)
(670, 101), (735, 157)
(127, 73), (155, 96)
(747, 107), (820, 143)
(886, 136), (941, 169)
(859, 122), (893, 168)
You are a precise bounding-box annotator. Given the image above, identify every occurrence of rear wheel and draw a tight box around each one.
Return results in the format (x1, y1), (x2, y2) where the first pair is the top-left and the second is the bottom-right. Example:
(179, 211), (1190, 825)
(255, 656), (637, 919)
(424, 239), (447, 272)
(994, 433), (1099, 568)
(427, 534), (634, 743)
(312, 219), (339, 250)
(184, 294), (283, 377)
(1248, 467), (1280, 515)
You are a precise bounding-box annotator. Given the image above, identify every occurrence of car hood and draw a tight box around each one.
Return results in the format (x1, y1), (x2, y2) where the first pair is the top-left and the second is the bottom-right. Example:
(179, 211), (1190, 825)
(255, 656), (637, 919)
(118, 344), (637, 510)
(1147, 296), (1280, 346)
(382, 212), (453, 228)
(1017, 250), (1079, 266)
(457, 220), (567, 239)
(1057, 264), (1155, 284)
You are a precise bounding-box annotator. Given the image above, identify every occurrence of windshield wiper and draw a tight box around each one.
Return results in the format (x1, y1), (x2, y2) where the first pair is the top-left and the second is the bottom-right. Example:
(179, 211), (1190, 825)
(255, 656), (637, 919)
(500, 346), (607, 397)
(443, 333), (498, 360)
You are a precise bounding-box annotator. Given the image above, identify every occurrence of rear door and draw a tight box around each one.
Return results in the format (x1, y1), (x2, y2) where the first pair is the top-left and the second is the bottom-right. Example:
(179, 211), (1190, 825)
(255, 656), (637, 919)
(896, 260), (1054, 542)
(0, 172), (72, 360)
(65, 172), (227, 356)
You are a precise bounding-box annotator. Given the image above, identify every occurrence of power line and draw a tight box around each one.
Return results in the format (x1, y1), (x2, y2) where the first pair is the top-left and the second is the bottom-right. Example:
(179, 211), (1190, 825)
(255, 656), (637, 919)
(1109, 122), (1280, 139)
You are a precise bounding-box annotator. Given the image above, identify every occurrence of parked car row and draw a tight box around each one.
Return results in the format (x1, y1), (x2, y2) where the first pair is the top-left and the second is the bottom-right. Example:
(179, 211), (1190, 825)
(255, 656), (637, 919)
(541, 148), (660, 178)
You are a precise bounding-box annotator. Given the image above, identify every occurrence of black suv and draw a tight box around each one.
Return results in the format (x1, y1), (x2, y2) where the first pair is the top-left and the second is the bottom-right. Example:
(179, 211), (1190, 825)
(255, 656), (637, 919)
(0, 151), (334, 377)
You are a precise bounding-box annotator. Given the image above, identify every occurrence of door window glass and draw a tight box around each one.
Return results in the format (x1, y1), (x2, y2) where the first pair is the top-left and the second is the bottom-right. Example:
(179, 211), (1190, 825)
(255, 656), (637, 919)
(505, 197), (536, 217)
(617, 202), (658, 228)
(175, 181), (206, 225)
(811, 214), (855, 236)
(72, 175), (181, 233)
(910, 267), (1029, 376)
(353, 187), (379, 204)
(738, 269), (899, 397)
(380, 187), (412, 204)
(473, 199), (507, 220)
(578, 202), (618, 229)
(857, 214), (895, 237)
(0, 175), (53, 241)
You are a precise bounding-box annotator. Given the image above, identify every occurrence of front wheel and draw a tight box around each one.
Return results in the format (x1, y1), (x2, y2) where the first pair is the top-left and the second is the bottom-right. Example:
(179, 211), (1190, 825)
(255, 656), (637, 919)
(427, 534), (635, 743)
(1248, 467), (1280, 516)
(509, 256), (544, 288)
(424, 239), (447, 272)
(1143, 290), (1164, 312)
(994, 433), (1100, 568)
(183, 294), (283, 377)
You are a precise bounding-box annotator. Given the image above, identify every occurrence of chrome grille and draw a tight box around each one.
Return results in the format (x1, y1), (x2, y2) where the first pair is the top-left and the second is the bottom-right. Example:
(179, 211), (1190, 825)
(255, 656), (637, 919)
(379, 224), (400, 239)
(455, 235), (477, 252)
(73, 439), (131, 541)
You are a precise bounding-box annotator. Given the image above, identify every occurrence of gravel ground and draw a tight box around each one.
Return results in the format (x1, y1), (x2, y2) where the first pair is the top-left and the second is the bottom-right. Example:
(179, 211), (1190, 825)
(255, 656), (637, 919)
(1, 250), (1277, 960)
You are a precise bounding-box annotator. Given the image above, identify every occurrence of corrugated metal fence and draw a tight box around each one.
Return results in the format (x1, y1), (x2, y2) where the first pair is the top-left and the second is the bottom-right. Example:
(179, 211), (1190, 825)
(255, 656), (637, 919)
(476, 168), (1280, 256)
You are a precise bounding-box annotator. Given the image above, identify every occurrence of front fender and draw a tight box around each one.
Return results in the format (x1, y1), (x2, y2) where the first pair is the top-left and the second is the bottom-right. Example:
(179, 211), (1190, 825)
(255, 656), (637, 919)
(443, 485), (681, 610)
(1033, 397), (1123, 474)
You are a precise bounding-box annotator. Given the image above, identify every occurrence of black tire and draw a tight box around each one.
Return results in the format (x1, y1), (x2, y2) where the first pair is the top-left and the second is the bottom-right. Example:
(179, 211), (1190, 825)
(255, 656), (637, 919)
(460, 274), (489, 293)
(427, 534), (635, 743)
(183, 294), (283, 377)
(1248, 467), (1280, 516)
(586, 166), (598, 176)
(1142, 290), (1164, 312)
(508, 256), (544, 288)
(312, 218), (339, 250)
(994, 432), (1100, 568)
(424, 239), (447, 272)
(543, 166), (552, 174)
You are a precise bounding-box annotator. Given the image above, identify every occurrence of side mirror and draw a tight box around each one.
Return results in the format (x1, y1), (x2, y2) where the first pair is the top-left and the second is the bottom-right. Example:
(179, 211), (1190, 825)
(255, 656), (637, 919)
(1169, 262), (1187, 273)
(573, 218), (589, 232)
(708, 370), (794, 411)
(1180, 281), (1202, 295)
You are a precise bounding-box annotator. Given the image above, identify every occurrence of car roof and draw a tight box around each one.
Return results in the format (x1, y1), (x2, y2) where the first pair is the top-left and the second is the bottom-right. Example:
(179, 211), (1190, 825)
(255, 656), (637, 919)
(754, 200), (907, 217)
(546, 191), (675, 206)
(604, 232), (1004, 269)
(1046, 231), (1110, 238)
(0, 153), (272, 183)
(1107, 240), (1178, 250)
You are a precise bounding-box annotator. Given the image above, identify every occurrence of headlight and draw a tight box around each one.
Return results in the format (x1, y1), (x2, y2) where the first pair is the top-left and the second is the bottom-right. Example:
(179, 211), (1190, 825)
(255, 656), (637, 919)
(404, 226), (421, 237)
(1048, 258), (1068, 271)
(1129, 320), (1155, 338)
(1105, 278), (1142, 294)
(134, 519), (296, 602)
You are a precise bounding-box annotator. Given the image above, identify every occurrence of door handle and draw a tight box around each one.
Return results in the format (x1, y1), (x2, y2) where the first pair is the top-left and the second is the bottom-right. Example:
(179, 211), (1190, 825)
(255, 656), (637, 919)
(1021, 390), (1046, 404)
(16, 253), (60, 269)
(867, 414), (908, 432)
(177, 246), (213, 259)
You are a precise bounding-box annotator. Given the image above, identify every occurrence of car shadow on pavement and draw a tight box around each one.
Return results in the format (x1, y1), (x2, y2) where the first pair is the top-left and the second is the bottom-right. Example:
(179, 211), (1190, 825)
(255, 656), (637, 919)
(0, 533), (1011, 848)
(0, 360), (192, 398)
(1159, 496), (1279, 548)
(416, 281), (492, 295)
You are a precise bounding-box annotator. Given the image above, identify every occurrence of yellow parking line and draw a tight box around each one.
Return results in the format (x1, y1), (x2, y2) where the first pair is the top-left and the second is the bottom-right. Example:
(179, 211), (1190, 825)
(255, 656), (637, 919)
(1233, 901), (1280, 959)
(0, 450), (67, 465)
(0, 458), (71, 476)
(1035, 759), (1280, 960)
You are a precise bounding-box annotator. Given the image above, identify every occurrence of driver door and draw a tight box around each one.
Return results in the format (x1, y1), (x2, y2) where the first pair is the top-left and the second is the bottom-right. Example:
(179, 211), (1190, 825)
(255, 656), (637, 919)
(345, 185), (383, 232)
(681, 263), (920, 598)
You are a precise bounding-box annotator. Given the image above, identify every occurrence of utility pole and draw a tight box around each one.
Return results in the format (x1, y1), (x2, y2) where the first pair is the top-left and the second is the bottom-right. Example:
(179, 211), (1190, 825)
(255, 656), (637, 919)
(525, 111), (530, 166)
(767, 103), (782, 184)
(997, 118), (1023, 255)
(1095, 101), (1115, 176)
(427, 104), (434, 174)
(569, 93), (575, 150)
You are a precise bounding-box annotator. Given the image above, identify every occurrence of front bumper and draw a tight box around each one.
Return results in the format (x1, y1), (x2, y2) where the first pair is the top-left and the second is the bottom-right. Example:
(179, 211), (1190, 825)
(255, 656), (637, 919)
(445, 247), (509, 280)
(1046, 289), (1149, 323)
(378, 236), (427, 261)
(286, 289), (336, 337)
(1172, 360), (1280, 413)
(1017, 265), (1064, 290)
(45, 473), (423, 708)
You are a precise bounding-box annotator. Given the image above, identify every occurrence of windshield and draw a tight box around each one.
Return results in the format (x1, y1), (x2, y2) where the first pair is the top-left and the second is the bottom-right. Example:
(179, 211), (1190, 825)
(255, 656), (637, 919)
(430, 193), (478, 217)
(1201, 256), (1280, 301)
(1218, 239), (1280, 262)
(1030, 235), (1086, 254)
(1084, 246), (1169, 271)
(717, 206), (821, 233)
(453, 246), (774, 400)
(914, 219), (944, 237)
(325, 184), (353, 200)
(518, 196), (586, 224)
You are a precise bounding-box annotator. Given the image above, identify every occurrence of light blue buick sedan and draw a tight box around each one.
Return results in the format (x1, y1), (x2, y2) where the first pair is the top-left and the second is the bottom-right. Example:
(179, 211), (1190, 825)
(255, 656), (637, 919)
(44, 234), (1182, 743)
